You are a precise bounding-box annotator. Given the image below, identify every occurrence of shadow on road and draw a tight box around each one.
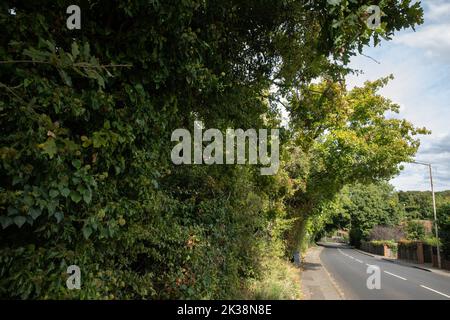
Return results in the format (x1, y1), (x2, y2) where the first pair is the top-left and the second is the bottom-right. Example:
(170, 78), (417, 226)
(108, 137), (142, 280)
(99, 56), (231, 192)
(316, 242), (353, 250)
(302, 262), (322, 271)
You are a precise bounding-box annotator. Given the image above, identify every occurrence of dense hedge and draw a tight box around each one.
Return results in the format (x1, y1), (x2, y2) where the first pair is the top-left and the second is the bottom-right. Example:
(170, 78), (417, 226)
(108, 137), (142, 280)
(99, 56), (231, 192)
(438, 204), (450, 260)
(0, 0), (314, 299)
(0, 1), (283, 299)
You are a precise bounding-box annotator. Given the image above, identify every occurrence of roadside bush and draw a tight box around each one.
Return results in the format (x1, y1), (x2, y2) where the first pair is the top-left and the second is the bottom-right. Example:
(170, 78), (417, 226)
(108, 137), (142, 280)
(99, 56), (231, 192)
(349, 228), (364, 248)
(245, 257), (301, 300)
(0, 1), (293, 299)
(438, 204), (450, 260)
(423, 236), (440, 247)
(371, 240), (398, 254)
(406, 221), (426, 240)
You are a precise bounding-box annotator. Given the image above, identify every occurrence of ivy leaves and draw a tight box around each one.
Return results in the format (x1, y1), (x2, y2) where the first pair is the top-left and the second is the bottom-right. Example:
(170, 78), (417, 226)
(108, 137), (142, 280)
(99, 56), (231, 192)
(22, 39), (128, 89)
(38, 138), (57, 158)
(69, 185), (92, 205)
(68, 160), (95, 206)
(0, 156), (96, 230)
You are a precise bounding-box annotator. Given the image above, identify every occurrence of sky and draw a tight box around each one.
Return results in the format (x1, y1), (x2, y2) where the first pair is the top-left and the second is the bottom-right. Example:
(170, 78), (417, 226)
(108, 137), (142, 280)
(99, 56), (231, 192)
(346, 0), (450, 191)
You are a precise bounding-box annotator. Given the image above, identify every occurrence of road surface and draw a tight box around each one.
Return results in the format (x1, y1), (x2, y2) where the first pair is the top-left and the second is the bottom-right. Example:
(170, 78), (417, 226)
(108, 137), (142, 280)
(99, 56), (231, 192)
(319, 243), (450, 300)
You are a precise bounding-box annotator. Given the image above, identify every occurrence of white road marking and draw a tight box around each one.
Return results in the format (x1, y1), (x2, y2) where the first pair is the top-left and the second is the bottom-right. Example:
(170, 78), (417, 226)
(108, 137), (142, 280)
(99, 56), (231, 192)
(338, 249), (349, 257)
(420, 285), (450, 299)
(336, 246), (449, 299)
(383, 271), (407, 281)
(339, 249), (364, 263)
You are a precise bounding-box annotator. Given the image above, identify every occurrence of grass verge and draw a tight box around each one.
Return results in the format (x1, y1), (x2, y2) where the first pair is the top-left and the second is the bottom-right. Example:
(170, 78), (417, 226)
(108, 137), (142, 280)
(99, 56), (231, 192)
(244, 257), (302, 300)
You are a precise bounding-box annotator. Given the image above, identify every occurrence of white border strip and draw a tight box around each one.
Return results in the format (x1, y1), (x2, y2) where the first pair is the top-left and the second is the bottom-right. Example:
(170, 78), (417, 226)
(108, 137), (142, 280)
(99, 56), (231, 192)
(383, 271), (407, 281)
(420, 285), (450, 299)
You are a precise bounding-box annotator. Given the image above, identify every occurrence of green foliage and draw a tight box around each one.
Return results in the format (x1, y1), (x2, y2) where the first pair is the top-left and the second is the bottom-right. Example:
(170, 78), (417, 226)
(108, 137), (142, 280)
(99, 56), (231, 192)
(369, 240), (398, 255)
(0, 1), (424, 299)
(284, 76), (427, 252)
(405, 220), (427, 240)
(438, 204), (450, 259)
(370, 240), (397, 248)
(244, 258), (301, 300)
(423, 236), (440, 247)
(317, 182), (406, 247)
(398, 190), (450, 220)
(348, 182), (406, 246)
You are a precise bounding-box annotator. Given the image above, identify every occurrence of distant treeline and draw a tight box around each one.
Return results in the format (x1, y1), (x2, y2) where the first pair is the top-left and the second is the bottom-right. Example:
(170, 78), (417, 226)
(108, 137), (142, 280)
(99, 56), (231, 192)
(398, 190), (450, 220)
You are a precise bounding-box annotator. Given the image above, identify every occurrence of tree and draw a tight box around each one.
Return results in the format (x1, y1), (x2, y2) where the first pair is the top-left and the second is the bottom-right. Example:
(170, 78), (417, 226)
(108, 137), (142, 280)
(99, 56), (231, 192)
(405, 220), (426, 240)
(398, 190), (450, 220)
(284, 77), (427, 252)
(313, 182), (406, 247)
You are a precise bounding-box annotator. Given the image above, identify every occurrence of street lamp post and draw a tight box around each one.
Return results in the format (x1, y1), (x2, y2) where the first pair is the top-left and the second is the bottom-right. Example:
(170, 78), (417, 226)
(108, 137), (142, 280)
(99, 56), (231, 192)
(411, 161), (441, 269)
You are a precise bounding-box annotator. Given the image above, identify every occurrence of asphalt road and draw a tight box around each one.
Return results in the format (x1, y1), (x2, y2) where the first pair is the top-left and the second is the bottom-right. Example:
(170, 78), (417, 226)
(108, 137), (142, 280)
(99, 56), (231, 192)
(319, 243), (450, 300)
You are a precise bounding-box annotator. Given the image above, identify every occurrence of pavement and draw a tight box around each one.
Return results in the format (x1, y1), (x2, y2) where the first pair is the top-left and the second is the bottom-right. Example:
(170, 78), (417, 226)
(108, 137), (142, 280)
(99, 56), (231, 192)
(300, 245), (345, 300)
(312, 242), (450, 299)
(353, 247), (450, 278)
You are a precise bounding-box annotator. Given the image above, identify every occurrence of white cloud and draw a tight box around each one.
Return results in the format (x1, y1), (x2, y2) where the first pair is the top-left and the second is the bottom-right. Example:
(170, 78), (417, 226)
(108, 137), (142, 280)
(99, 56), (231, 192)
(395, 24), (450, 63)
(427, 1), (450, 21)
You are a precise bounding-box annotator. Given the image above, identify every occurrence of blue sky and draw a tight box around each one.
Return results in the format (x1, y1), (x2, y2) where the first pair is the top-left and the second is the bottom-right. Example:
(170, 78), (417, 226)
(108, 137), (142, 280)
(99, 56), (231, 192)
(346, 0), (450, 191)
